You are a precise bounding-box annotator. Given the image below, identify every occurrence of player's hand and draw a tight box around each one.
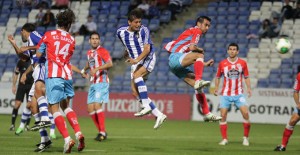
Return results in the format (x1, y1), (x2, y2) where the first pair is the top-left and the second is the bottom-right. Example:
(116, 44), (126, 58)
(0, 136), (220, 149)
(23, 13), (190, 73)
(126, 58), (138, 65)
(247, 88), (252, 98)
(204, 59), (214, 66)
(12, 86), (17, 95)
(7, 35), (16, 44)
(81, 73), (87, 78)
(20, 46), (28, 52)
(20, 74), (27, 84)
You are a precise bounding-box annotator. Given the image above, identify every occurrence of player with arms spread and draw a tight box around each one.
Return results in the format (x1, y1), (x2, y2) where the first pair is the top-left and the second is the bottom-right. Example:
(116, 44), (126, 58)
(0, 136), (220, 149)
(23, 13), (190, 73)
(214, 43), (252, 146)
(164, 16), (221, 122)
(36, 9), (85, 153)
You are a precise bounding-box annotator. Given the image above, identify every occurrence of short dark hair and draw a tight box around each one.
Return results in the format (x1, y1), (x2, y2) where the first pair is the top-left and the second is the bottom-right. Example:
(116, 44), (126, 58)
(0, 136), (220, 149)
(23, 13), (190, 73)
(21, 23), (36, 32)
(228, 43), (239, 50)
(89, 32), (100, 39)
(128, 9), (143, 22)
(56, 9), (75, 29)
(196, 16), (211, 25)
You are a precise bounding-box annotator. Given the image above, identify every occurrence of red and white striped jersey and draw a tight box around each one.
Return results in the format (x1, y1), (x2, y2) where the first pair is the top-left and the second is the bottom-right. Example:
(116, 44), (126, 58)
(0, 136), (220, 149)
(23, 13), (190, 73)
(164, 26), (202, 53)
(86, 46), (111, 84)
(293, 73), (300, 92)
(40, 29), (75, 80)
(216, 58), (249, 96)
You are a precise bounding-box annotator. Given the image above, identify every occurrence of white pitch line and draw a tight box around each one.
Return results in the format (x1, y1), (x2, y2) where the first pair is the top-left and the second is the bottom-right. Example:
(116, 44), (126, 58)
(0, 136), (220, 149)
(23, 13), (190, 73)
(0, 136), (31, 139)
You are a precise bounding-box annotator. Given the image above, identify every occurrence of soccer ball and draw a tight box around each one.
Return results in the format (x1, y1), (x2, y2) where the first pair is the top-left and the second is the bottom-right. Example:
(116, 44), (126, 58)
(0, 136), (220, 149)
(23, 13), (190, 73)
(275, 38), (291, 54)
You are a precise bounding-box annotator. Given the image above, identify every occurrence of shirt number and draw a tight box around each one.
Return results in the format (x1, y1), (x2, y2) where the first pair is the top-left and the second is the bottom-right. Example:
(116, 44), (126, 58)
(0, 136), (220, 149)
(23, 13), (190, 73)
(54, 41), (70, 59)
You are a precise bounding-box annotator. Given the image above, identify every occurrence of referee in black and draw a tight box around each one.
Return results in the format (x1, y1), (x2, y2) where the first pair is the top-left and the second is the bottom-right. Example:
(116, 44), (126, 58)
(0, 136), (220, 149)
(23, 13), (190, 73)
(9, 54), (34, 131)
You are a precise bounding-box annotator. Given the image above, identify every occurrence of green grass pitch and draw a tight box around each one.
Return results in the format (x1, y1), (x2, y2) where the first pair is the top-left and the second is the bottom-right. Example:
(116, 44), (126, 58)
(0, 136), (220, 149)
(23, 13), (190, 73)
(0, 114), (299, 155)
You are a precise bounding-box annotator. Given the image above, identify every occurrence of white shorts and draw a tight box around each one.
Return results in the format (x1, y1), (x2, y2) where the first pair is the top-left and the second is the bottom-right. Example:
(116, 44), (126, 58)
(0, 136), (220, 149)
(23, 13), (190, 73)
(28, 64), (46, 97)
(130, 53), (156, 79)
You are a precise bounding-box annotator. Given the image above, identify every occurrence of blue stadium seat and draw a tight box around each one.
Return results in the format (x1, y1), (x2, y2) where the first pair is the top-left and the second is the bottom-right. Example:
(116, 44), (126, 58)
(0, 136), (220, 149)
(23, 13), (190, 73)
(149, 19), (160, 32)
(257, 79), (269, 88)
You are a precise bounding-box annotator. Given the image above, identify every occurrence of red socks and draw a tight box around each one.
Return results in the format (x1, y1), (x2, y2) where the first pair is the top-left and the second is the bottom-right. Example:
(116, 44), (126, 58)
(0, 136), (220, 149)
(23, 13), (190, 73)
(220, 123), (228, 139)
(195, 92), (210, 115)
(90, 112), (101, 132)
(53, 112), (69, 138)
(243, 122), (251, 137)
(65, 108), (81, 134)
(194, 59), (204, 81)
(282, 128), (293, 147)
(97, 110), (106, 133)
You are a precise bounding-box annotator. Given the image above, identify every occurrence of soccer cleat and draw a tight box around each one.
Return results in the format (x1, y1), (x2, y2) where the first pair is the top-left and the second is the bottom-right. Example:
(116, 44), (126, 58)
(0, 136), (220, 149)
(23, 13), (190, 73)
(34, 140), (52, 153)
(134, 106), (152, 117)
(204, 113), (222, 122)
(50, 133), (57, 139)
(35, 140), (52, 147)
(154, 114), (167, 129)
(25, 125), (30, 131)
(219, 139), (228, 145)
(9, 125), (15, 131)
(15, 127), (24, 135)
(77, 134), (85, 152)
(194, 80), (210, 90)
(30, 121), (52, 131)
(94, 133), (107, 141)
(242, 137), (249, 146)
(274, 145), (286, 151)
(63, 139), (75, 153)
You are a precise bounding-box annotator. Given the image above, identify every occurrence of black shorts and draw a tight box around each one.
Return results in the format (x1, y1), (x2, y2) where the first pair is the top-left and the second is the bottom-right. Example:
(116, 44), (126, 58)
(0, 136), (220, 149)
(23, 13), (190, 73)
(15, 84), (31, 102)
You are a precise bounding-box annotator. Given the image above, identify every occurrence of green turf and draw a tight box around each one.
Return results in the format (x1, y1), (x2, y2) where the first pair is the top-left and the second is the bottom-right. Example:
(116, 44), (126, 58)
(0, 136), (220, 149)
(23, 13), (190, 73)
(0, 114), (299, 155)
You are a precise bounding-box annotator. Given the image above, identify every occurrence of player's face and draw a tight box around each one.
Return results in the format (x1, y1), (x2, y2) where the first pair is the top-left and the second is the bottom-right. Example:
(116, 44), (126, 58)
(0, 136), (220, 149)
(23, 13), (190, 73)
(198, 19), (211, 34)
(20, 29), (28, 42)
(227, 46), (239, 58)
(89, 34), (100, 49)
(128, 18), (141, 32)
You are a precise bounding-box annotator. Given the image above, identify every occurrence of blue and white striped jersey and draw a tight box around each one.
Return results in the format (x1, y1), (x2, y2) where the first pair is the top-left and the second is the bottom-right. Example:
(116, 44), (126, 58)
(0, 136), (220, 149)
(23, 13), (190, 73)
(26, 31), (46, 64)
(116, 25), (154, 59)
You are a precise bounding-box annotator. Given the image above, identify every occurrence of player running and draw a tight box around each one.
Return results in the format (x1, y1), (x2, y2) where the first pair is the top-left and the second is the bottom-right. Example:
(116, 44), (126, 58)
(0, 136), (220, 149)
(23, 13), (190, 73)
(36, 9), (85, 153)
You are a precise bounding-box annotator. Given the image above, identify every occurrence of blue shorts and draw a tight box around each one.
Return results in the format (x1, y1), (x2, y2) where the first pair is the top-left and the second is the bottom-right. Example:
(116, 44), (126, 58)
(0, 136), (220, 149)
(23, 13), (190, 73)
(45, 78), (74, 104)
(169, 53), (193, 79)
(219, 94), (247, 109)
(88, 83), (109, 104)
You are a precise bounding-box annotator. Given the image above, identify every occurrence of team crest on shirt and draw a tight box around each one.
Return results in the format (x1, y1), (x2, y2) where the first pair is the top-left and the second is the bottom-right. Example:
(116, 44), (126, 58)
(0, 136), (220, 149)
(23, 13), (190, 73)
(227, 68), (240, 79)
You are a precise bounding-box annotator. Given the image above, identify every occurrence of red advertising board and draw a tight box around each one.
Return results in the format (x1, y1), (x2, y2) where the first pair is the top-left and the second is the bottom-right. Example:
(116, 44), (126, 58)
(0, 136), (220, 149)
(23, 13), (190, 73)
(72, 92), (191, 120)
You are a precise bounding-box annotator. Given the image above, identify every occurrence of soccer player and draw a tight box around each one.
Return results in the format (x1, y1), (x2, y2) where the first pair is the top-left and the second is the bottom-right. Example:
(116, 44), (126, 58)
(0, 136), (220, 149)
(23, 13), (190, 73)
(117, 9), (167, 129)
(274, 66), (300, 151)
(214, 43), (252, 146)
(8, 23), (53, 152)
(164, 16), (221, 122)
(81, 32), (113, 141)
(36, 9), (85, 153)
(9, 54), (33, 131)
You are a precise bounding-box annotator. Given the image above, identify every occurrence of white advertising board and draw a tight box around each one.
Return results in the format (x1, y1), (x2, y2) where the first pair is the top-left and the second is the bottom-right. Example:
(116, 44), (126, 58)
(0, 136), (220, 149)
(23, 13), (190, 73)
(192, 88), (296, 124)
(0, 83), (26, 114)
